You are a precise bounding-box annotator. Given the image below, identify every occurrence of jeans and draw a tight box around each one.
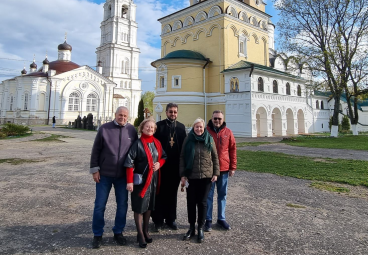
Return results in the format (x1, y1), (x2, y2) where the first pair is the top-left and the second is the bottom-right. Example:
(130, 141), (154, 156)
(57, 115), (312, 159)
(92, 175), (128, 236)
(52, 123), (55, 128)
(206, 172), (229, 221)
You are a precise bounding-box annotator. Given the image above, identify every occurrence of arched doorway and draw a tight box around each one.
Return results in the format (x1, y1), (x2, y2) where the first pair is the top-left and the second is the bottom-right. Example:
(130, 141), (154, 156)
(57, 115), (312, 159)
(297, 109), (305, 134)
(272, 107), (282, 136)
(256, 107), (268, 137)
(286, 108), (294, 135)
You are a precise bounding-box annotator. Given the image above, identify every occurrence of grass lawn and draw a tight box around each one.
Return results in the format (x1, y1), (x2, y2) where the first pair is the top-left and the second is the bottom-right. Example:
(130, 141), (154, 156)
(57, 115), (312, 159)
(281, 135), (368, 151)
(33, 134), (73, 142)
(237, 150), (368, 187)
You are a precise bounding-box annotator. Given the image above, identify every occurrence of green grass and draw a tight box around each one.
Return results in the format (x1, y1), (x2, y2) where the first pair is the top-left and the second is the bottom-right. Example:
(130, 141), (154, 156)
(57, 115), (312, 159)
(0, 133), (32, 140)
(237, 150), (368, 187)
(0, 158), (44, 165)
(237, 142), (275, 147)
(33, 134), (73, 142)
(310, 182), (350, 193)
(281, 135), (368, 150)
(58, 127), (97, 132)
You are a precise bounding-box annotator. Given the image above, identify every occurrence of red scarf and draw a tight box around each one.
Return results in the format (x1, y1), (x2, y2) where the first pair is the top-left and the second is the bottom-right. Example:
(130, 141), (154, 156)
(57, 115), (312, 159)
(139, 133), (162, 198)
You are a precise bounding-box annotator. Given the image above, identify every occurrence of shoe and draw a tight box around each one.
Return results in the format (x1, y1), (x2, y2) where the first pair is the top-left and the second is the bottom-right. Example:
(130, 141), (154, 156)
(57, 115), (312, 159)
(183, 226), (195, 241)
(154, 223), (163, 232)
(166, 221), (178, 230)
(217, 220), (231, 230)
(204, 220), (212, 232)
(137, 234), (147, 248)
(114, 233), (127, 246)
(143, 233), (153, 243)
(197, 227), (204, 243)
(92, 236), (102, 249)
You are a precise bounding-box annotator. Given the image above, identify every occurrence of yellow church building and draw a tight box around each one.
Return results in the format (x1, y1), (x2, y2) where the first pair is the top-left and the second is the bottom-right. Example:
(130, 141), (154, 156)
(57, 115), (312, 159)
(151, 0), (328, 137)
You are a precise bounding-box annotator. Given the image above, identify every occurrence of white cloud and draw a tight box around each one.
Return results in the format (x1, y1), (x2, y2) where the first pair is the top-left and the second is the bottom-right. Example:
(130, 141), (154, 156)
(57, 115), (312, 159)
(0, 0), (186, 92)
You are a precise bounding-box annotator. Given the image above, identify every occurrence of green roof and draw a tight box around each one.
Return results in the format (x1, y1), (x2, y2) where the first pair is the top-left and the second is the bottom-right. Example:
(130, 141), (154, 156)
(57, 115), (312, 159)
(222, 60), (303, 80)
(163, 50), (207, 61)
(314, 90), (368, 110)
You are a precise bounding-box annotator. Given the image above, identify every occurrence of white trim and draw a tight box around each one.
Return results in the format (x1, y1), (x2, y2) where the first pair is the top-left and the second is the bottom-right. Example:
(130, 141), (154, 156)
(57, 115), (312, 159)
(171, 75), (182, 89)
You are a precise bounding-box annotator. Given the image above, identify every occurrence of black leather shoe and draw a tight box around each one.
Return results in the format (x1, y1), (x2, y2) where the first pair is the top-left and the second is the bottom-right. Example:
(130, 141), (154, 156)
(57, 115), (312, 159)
(154, 223), (163, 232)
(92, 236), (102, 249)
(166, 221), (178, 230)
(183, 227), (195, 241)
(197, 228), (204, 243)
(137, 234), (147, 248)
(114, 233), (127, 246)
(143, 233), (153, 243)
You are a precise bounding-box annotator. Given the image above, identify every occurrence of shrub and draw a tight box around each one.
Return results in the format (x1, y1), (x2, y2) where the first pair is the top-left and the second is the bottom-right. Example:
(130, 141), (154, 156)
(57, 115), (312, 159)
(341, 115), (351, 131)
(0, 131), (6, 139)
(1, 123), (30, 136)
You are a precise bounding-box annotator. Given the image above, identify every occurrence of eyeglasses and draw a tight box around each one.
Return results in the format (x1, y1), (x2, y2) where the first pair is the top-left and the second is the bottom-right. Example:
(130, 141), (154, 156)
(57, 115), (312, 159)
(168, 111), (178, 114)
(213, 117), (222, 120)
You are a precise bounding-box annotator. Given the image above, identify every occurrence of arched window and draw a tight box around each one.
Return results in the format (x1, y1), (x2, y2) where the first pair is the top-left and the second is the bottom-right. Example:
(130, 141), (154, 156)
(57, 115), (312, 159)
(286, 83), (291, 95)
(125, 60), (129, 74)
(121, 6), (128, 18)
(109, 5), (112, 18)
(68, 92), (80, 111)
(87, 94), (97, 112)
(24, 93), (28, 110)
(297, 85), (301, 96)
(10, 96), (14, 111)
(39, 93), (45, 111)
(160, 77), (165, 88)
(321, 101), (324, 109)
(273, 80), (278, 93)
(121, 61), (125, 74)
(258, 77), (264, 92)
(316, 100), (320, 109)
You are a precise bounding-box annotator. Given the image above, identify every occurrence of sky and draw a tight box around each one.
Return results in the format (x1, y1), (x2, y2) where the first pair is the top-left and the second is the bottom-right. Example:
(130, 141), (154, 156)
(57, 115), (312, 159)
(0, 0), (279, 92)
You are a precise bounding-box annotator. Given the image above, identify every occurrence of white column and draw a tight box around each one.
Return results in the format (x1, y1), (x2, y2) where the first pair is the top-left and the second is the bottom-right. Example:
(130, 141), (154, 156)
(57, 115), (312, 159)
(29, 80), (39, 117)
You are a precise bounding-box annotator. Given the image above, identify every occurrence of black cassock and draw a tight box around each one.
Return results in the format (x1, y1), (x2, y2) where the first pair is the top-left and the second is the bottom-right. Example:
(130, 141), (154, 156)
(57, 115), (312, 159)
(151, 119), (187, 224)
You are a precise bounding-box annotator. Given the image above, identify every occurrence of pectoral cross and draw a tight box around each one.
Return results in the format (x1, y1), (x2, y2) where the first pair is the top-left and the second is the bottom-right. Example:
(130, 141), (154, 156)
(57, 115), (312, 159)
(169, 137), (175, 148)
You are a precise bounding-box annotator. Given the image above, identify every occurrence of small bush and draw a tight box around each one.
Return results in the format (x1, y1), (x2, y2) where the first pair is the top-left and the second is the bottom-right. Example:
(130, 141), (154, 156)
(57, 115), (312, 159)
(341, 115), (351, 131)
(1, 123), (30, 136)
(0, 131), (6, 138)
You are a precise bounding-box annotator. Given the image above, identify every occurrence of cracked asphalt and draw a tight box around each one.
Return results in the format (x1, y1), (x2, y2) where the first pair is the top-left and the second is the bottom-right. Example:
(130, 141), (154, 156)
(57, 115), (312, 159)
(0, 126), (367, 255)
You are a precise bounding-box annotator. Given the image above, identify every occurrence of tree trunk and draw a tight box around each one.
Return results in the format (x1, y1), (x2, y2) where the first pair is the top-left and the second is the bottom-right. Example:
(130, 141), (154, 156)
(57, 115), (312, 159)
(330, 125), (339, 137)
(330, 95), (340, 137)
(351, 124), (358, 135)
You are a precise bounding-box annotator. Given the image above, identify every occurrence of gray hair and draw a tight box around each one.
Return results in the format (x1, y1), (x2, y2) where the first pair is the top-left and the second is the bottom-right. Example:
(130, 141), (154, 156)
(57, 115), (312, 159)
(192, 117), (205, 128)
(115, 106), (129, 114)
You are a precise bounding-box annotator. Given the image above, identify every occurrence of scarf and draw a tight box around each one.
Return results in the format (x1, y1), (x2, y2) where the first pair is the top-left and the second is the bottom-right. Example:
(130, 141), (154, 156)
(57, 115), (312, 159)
(183, 128), (213, 176)
(140, 133), (163, 198)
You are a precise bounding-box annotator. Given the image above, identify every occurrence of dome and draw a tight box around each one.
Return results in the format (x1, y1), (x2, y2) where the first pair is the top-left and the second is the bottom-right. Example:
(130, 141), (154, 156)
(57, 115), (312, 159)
(21, 68), (27, 75)
(43, 58), (49, 65)
(30, 61), (37, 69)
(163, 50), (207, 60)
(47, 60), (79, 74)
(58, 41), (72, 51)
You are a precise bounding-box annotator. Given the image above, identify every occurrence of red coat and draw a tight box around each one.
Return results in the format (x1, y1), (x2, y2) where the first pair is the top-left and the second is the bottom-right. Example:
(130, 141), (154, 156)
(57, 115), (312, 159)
(206, 121), (237, 172)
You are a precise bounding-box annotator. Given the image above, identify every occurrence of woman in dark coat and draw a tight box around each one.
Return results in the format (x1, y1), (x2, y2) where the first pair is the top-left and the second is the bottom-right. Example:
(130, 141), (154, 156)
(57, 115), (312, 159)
(125, 118), (166, 248)
(180, 117), (220, 243)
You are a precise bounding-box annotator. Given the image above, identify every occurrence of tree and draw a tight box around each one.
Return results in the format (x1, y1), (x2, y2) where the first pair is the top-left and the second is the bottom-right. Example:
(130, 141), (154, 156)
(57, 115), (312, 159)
(141, 91), (155, 113)
(274, 0), (368, 136)
(134, 99), (144, 127)
(341, 115), (351, 131)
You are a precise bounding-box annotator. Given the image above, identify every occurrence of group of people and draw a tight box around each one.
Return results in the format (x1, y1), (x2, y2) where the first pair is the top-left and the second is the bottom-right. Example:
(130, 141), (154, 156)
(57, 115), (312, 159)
(89, 103), (237, 249)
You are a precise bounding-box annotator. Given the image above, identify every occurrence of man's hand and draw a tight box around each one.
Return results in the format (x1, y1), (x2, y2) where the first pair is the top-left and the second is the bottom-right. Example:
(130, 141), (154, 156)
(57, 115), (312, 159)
(127, 183), (133, 192)
(211, 176), (218, 182)
(93, 171), (100, 183)
(181, 177), (187, 187)
(229, 170), (235, 177)
(153, 162), (160, 171)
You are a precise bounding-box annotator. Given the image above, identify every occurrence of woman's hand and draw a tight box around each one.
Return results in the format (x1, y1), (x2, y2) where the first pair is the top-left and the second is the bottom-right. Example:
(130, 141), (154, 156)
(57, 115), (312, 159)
(126, 183), (133, 192)
(153, 162), (160, 171)
(211, 176), (217, 182)
(181, 177), (187, 187)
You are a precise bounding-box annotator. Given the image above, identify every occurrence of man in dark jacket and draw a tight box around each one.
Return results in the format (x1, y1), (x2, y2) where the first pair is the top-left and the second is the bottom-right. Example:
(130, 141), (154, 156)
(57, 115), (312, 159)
(151, 103), (187, 231)
(205, 110), (237, 231)
(90, 106), (138, 249)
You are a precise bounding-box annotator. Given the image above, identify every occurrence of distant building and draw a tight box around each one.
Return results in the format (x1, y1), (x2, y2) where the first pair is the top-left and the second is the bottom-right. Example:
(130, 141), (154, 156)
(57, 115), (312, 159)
(151, 0), (368, 136)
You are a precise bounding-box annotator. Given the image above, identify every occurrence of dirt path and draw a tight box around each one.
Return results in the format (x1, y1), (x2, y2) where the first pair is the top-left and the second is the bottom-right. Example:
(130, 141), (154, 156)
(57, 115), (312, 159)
(0, 127), (367, 254)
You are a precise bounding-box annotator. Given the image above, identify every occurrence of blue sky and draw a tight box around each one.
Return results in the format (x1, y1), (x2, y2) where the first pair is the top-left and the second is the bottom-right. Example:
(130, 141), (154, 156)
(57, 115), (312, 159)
(0, 0), (279, 92)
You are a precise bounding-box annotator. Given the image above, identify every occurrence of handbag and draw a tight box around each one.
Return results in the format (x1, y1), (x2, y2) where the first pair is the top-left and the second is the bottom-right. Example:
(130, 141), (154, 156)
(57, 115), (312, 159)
(133, 165), (148, 185)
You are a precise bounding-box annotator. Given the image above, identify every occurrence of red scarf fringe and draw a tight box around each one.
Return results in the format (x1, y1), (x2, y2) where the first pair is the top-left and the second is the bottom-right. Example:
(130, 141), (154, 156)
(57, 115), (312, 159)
(139, 133), (162, 198)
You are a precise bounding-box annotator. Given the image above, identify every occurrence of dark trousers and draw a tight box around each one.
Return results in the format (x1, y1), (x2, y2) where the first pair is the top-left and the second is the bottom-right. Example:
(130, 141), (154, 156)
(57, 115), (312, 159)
(151, 175), (181, 224)
(186, 178), (212, 227)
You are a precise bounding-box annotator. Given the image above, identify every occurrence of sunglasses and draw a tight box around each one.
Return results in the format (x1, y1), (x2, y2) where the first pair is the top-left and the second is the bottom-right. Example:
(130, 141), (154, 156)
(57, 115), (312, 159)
(213, 117), (222, 120)
(168, 111), (178, 114)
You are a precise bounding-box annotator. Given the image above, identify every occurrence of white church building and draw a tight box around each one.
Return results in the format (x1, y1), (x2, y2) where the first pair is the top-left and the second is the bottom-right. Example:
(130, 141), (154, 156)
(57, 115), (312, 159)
(0, 0), (141, 125)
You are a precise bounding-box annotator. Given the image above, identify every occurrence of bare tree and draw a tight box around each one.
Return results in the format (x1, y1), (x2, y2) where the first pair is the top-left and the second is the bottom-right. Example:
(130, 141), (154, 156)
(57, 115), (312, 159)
(274, 0), (368, 136)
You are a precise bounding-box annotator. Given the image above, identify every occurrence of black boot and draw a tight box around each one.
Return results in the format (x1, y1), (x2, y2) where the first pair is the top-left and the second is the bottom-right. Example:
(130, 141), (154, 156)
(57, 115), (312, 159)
(183, 224), (195, 241)
(197, 227), (204, 243)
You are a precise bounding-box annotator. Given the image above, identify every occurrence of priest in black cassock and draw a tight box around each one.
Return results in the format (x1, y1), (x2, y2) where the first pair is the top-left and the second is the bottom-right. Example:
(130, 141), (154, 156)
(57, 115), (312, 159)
(151, 103), (187, 231)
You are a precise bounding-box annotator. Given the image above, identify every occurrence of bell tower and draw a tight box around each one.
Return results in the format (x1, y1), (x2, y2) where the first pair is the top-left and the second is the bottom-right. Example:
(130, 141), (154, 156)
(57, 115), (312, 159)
(96, 0), (141, 121)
